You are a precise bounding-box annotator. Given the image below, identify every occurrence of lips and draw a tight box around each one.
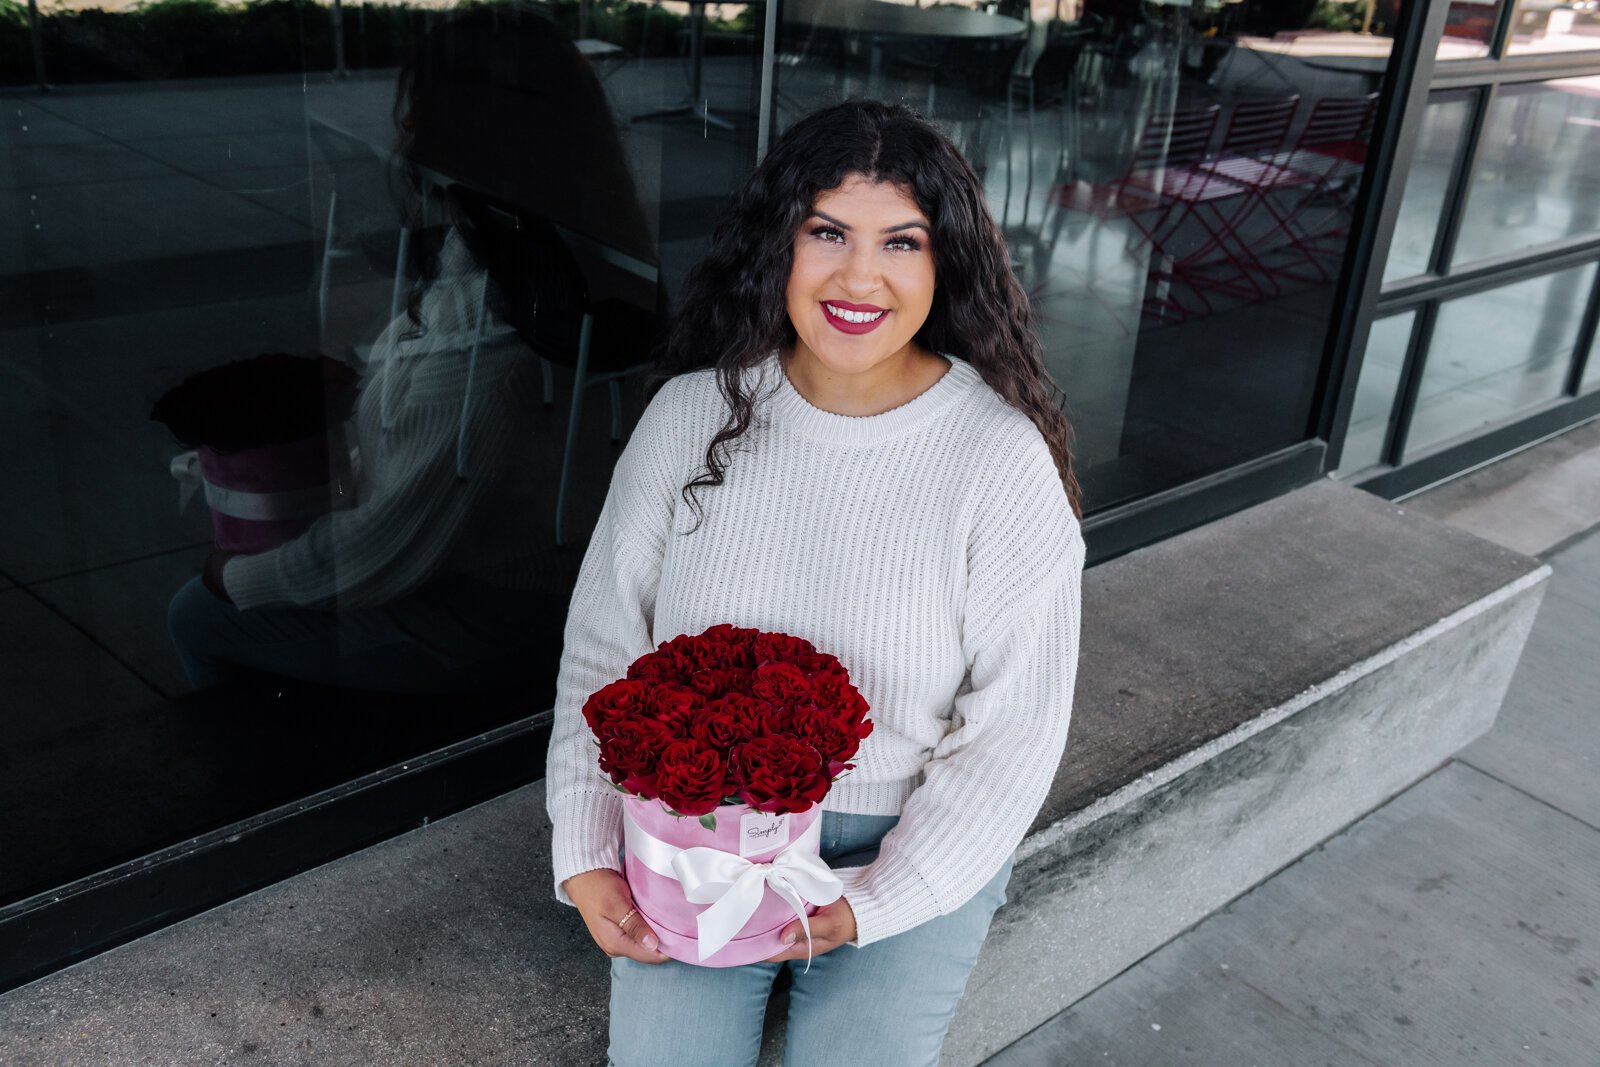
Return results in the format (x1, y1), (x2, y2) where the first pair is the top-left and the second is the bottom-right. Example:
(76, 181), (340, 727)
(821, 300), (889, 335)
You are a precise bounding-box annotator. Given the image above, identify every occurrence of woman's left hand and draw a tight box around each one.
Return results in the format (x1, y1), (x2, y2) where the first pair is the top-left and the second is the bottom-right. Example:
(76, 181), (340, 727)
(764, 898), (857, 963)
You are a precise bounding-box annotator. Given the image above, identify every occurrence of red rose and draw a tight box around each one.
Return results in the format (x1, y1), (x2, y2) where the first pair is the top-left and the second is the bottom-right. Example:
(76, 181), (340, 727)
(597, 717), (675, 797)
(813, 674), (872, 727)
(753, 701), (795, 738)
(581, 679), (652, 736)
(690, 697), (760, 751)
(750, 661), (812, 705)
(790, 651), (847, 677)
(647, 683), (707, 737)
(753, 632), (816, 665)
(656, 740), (729, 816)
(692, 626), (758, 670)
(732, 735), (830, 814)
(688, 667), (750, 700)
(627, 655), (681, 685)
(794, 709), (862, 774)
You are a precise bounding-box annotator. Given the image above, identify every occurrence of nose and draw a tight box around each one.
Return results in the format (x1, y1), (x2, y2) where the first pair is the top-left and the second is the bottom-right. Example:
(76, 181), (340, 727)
(838, 243), (883, 297)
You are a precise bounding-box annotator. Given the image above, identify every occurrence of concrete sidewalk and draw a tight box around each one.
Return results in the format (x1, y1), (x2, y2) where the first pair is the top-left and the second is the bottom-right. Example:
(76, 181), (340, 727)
(986, 432), (1600, 1066)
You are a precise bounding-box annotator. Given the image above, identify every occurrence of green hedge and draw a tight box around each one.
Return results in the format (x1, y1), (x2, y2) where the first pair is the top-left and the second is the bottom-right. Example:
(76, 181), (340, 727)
(0, 0), (756, 86)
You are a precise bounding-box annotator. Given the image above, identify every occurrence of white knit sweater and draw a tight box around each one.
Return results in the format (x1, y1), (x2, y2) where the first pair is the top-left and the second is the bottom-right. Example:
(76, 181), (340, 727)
(545, 349), (1084, 947)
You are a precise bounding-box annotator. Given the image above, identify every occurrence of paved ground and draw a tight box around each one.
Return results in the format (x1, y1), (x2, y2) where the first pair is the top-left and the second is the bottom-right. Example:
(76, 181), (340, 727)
(985, 445), (1600, 1066)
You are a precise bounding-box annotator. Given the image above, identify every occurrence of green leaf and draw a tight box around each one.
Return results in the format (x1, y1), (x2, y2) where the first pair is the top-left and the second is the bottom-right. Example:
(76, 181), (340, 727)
(698, 813), (718, 832)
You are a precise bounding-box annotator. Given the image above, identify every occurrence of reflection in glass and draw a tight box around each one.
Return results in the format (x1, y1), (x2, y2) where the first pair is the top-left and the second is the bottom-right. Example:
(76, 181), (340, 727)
(1508, 0), (1600, 54)
(776, 0), (1389, 509)
(1586, 329), (1600, 392)
(1335, 311), (1415, 475)
(1439, 0), (1503, 58)
(1383, 90), (1474, 284)
(1452, 78), (1600, 267)
(1, 0), (762, 911)
(1407, 264), (1596, 456)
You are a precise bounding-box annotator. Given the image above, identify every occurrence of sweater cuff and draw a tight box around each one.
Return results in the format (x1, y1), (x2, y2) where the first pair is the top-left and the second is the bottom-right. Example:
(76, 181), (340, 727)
(549, 788), (625, 906)
(834, 855), (943, 947)
(222, 552), (289, 611)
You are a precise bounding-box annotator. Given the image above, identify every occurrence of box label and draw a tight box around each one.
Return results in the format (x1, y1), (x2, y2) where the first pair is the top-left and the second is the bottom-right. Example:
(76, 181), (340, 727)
(739, 811), (790, 858)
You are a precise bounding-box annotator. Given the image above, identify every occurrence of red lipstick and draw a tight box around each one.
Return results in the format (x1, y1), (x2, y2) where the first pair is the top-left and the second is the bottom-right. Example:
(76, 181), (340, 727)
(821, 300), (889, 335)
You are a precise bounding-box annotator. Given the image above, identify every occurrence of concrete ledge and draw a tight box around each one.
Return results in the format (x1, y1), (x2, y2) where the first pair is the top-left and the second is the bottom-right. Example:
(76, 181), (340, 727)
(943, 480), (1548, 1064)
(0, 481), (1549, 1067)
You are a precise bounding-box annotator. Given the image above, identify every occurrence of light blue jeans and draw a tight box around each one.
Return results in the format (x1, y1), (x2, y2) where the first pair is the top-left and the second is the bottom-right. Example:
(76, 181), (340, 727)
(608, 811), (1014, 1067)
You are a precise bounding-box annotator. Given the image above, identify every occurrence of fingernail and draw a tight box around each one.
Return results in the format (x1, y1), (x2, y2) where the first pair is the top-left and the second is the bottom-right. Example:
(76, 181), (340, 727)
(782, 930), (797, 945)
(642, 934), (660, 952)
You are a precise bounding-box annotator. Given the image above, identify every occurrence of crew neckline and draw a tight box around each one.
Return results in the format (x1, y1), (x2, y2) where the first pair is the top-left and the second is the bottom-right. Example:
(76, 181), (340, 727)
(760, 348), (977, 446)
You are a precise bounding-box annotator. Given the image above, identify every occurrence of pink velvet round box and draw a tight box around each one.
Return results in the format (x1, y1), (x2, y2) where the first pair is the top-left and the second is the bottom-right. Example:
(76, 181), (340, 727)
(198, 431), (355, 554)
(622, 796), (824, 967)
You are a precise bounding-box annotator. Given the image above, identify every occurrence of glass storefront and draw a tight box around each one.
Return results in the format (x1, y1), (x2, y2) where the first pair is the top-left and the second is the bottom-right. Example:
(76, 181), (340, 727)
(23, 0), (1595, 985)
(1407, 262), (1596, 454)
(1383, 88), (1472, 282)
(1335, 309), (1414, 474)
(1451, 77), (1600, 267)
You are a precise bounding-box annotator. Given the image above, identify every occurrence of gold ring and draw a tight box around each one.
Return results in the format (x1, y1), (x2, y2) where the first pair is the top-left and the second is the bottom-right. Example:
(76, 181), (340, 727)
(617, 907), (637, 932)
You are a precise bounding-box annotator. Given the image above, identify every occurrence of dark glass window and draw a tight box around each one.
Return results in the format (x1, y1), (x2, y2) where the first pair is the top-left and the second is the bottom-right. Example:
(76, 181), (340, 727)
(2, 0), (761, 912)
(1507, 0), (1600, 55)
(1336, 310), (1415, 474)
(1383, 89), (1475, 284)
(1407, 263), (1596, 456)
(1452, 78), (1600, 267)
(774, 0), (1393, 511)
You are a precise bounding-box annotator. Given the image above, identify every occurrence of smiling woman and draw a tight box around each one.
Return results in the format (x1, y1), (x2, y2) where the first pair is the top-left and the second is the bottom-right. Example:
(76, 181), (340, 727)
(547, 100), (1088, 1067)
(783, 176), (946, 417)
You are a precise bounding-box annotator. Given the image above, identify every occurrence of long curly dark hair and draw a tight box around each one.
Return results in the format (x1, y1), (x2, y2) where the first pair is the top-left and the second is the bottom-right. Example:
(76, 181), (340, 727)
(649, 99), (1083, 526)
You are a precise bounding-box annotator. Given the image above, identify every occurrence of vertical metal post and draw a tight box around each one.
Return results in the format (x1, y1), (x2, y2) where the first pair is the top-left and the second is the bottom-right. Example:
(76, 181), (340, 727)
(1318, 0), (1451, 472)
(27, 0), (49, 91)
(331, 0), (348, 77)
(756, 0), (779, 159)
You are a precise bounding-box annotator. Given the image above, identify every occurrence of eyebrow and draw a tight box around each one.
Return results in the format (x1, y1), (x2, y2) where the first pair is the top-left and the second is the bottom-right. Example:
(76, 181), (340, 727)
(810, 210), (930, 234)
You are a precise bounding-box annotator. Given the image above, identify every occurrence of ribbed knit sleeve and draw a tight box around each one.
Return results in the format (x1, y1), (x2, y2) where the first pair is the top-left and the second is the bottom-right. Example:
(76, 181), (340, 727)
(221, 348), (518, 613)
(545, 377), (685, 904)
(833, 423), (1084, 946)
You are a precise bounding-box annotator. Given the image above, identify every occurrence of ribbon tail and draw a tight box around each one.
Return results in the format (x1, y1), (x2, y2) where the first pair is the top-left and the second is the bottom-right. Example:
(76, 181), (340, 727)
(766, 880), (818, 973)
(170, 451), (201, 514)
(692, 868), (767, 962)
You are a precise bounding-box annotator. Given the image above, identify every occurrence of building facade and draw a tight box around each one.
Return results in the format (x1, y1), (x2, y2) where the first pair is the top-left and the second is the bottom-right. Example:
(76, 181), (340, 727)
(2, 0), (1595, 986)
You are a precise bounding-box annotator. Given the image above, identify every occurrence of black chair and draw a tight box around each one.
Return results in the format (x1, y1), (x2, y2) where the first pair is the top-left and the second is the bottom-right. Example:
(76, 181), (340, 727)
(451, 187), (668, 547)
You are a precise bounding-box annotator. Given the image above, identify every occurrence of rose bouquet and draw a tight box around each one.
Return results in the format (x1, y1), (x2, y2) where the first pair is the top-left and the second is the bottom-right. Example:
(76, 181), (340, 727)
(582, 624), (872, 966)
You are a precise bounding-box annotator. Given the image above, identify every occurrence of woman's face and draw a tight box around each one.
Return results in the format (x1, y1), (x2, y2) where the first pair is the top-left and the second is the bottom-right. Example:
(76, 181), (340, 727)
(784, 174), (936, 379)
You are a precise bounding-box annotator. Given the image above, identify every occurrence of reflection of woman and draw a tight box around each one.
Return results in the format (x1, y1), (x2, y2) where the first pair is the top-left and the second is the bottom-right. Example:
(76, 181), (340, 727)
(546, 102), (1086, 1065)
(168, 8), (653, 693)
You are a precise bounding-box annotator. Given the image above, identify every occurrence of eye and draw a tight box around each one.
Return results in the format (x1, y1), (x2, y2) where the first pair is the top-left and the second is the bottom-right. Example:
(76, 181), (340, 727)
(886, 234), (923, 252)
(809, 225), (845, 244)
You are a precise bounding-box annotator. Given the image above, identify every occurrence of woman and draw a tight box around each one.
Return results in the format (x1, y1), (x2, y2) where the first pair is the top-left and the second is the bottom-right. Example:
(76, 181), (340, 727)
(168, 7), (656, 694)
(546, 100), (1085, 1066)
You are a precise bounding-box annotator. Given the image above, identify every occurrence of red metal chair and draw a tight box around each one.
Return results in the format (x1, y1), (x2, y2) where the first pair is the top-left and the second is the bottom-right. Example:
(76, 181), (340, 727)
(1053, 104), (1234, 322)
(1199, 92), (1380, 288)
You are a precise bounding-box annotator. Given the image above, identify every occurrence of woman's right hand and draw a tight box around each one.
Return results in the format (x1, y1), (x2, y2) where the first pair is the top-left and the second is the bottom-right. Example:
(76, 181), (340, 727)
(563, 868), (669, 964)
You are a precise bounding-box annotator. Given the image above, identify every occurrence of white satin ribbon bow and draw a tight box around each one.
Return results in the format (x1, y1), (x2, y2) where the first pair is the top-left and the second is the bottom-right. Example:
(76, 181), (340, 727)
(623, 814), (843, 968)
(169, 450), (355, 521)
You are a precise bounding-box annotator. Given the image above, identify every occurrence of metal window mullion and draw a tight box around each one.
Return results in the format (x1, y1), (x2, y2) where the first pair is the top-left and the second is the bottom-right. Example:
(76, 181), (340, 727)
(1430, 82), (1495, 276)
(1490, 0), (1520, 60)
(1319, 0), (1451, 471)
(1390, 299), (1440, 466)
(1432, 52), (1600, 88)
(1565, 260), (1600, 395)
(1378, 232), (1600, 312)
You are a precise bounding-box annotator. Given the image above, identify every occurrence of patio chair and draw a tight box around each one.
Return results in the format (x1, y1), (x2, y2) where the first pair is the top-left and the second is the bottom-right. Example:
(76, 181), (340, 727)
(450, 187), (666, 547)
(1199, 92), (1379, 286)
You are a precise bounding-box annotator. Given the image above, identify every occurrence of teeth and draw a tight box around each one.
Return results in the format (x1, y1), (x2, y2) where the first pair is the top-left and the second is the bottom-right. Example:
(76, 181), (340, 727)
(825, 304), (886, 324)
